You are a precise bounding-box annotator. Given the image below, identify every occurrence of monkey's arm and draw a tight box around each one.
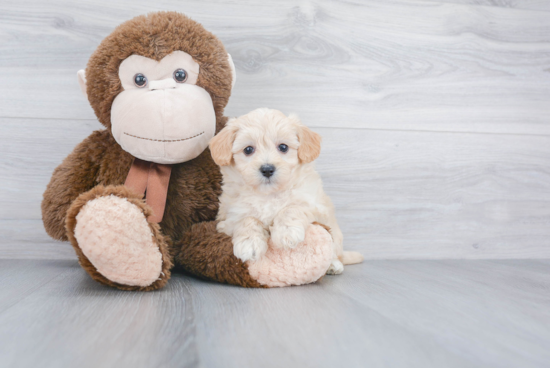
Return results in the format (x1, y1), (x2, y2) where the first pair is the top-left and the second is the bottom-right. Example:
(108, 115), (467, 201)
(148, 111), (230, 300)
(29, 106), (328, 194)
(41, 130), (110, 241)
(175, 220), (334, 288)
(175, 221), (266, 287)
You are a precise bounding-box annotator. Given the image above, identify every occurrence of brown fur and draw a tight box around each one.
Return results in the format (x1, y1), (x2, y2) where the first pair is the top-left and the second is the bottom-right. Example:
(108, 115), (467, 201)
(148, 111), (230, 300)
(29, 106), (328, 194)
(41, 12), (257, 290)
(41, 129), (128, 241)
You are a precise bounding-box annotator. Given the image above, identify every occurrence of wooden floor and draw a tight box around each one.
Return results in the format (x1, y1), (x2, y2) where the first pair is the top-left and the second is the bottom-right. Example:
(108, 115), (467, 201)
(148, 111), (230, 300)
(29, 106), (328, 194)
(1, 0), (550, 367)
(0, 259), (549, 368)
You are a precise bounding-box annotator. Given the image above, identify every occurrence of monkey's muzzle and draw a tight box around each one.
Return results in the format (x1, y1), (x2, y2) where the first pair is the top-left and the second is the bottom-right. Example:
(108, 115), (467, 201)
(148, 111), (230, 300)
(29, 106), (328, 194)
(110, 83), (216, 164)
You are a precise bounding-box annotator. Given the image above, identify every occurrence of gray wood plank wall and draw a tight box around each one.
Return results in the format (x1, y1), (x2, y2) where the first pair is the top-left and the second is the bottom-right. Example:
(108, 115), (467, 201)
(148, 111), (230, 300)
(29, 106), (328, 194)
(1, 0), (549, 260)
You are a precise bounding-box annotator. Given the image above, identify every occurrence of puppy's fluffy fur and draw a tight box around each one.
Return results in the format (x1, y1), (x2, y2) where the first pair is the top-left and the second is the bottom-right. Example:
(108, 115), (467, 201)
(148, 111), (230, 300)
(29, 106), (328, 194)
(210, 108), (363, 274)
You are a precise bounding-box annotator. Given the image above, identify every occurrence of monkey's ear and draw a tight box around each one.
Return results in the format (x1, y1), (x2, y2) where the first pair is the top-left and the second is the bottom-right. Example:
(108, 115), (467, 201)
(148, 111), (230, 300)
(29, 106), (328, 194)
(227, 54), (237, 91)
(210, 121), (237, 166)
(77, 70), (87, 98)
(292, 115), (321, 163)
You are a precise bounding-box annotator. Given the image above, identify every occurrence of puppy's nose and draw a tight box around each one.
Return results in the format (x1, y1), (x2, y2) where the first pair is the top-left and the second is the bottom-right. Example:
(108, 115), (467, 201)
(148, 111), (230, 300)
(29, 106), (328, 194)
(260, 164), (276, 178)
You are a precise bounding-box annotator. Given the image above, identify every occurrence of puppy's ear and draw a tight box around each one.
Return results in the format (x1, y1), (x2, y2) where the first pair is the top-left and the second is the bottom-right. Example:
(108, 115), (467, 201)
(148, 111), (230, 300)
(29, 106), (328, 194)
(210, 121), (237, 166)
(292, 115), (321, 163)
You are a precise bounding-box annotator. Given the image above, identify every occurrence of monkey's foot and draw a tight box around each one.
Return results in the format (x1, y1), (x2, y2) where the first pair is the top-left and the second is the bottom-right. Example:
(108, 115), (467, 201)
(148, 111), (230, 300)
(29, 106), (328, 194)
(247, 224), (333, 287)
(66, 185), (172, 291)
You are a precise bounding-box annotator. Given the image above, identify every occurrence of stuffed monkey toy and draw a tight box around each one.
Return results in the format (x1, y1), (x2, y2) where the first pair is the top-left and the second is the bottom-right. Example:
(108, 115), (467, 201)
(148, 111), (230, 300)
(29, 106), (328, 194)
(41, 12), (334, 291)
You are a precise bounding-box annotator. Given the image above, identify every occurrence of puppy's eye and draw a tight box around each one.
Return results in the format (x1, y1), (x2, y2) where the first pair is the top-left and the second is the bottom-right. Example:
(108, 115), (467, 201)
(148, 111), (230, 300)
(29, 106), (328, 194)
(134, 73), (148, 88)
(173, 69), (188, 83)
(243, 146), (255, 155)
(278, 144), (289, 153)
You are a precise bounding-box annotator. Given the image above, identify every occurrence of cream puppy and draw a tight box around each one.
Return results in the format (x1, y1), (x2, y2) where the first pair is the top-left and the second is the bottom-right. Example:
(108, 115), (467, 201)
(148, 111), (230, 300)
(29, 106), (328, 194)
(210, 108), (362, 274)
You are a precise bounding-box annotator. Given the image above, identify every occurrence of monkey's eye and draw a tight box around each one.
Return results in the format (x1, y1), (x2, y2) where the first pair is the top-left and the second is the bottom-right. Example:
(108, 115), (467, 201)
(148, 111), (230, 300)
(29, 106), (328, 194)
(173, 68), (188, 83)
(134, 73), (147, 88)
(278, 144), (289, 153)
(243, 146), (255, 155)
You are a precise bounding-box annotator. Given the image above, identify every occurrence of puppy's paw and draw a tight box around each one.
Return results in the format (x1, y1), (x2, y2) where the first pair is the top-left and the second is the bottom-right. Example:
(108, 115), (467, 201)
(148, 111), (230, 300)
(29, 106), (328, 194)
(216, 221), (227, 233)
(233, 235), (268, 262)
(270, 224), (305, 249)
(326, 259), (344, 275)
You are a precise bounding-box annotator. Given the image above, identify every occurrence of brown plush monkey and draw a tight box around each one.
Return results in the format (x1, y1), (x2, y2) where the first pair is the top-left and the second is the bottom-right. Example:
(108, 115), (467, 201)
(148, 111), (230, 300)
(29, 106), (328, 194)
(42, 12), (334, 291)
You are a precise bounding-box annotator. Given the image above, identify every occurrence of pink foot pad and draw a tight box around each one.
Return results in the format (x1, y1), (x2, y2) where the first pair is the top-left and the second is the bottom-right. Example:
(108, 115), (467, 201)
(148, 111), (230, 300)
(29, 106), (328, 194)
(74, 195), (163, 287)
(247, 224), (333, 287)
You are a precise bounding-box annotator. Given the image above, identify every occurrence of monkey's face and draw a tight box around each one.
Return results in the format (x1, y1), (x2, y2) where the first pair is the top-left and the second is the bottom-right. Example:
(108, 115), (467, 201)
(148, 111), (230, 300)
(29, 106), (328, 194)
(110, 51), (216, 164)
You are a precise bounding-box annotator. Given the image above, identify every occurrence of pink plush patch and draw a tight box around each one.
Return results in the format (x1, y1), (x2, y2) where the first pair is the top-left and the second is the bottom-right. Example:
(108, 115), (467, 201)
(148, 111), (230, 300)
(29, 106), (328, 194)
(247, 224), (333, 287)
(74, 195), (163, 287)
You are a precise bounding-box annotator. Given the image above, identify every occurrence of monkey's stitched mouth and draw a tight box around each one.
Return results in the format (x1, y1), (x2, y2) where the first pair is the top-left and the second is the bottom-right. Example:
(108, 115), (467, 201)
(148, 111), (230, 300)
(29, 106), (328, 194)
(124, 131), (205, 142)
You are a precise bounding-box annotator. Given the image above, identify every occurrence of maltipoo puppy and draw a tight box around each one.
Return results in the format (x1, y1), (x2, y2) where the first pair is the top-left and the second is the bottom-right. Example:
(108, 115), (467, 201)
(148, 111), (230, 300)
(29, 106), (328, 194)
(209, 108), (363, 274)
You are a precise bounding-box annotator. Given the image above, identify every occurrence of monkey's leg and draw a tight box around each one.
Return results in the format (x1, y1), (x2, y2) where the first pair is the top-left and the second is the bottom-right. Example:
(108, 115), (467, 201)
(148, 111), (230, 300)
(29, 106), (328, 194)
(65, 185), (173, 291)
(175, 222), (333, 287)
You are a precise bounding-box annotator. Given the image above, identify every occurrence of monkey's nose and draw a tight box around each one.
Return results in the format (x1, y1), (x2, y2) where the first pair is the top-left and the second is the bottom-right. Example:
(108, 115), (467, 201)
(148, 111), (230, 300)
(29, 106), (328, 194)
(149, 78), (177, 91)
(260, 164), (276, 178)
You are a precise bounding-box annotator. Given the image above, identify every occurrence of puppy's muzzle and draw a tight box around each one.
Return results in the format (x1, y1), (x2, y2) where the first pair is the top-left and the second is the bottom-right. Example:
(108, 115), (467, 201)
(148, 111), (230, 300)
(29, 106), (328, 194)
(260, 164), (276, 178)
